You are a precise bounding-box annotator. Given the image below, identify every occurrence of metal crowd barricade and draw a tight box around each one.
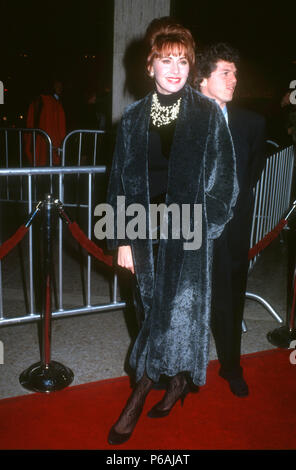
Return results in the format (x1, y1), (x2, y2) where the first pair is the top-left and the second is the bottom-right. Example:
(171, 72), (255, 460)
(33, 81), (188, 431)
(0, 128), (108, 170)
(0, 127), (53, 168)
(61, 129), (107, 166)
(244, 144), (295, 330)
(0, 129), (294, 331)
(249, 145), (294, 269)
(0, 166), (124, 327)
(0, 128), (53, 203)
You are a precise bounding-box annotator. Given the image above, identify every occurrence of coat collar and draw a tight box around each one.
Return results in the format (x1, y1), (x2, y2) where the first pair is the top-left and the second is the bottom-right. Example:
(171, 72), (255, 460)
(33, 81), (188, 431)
(122, 85), (208, 205)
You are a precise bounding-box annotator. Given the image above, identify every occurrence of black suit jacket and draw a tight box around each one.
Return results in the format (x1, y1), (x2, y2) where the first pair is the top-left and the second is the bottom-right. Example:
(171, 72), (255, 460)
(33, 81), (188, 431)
(220, 104), (267, 254)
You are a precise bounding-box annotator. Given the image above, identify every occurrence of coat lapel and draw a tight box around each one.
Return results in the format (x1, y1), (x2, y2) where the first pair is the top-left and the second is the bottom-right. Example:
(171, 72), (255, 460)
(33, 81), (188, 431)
(120, 94), (155, 303)
(167, 85), (209, 204)
(121, 94), (152, 208)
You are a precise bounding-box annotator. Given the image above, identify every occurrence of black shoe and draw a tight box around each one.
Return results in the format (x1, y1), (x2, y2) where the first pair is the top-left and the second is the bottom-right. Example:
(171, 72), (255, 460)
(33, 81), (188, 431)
(108, 426), (133, 446)
(225, 376), (249, 397)
(148, 384), (190, 418)
(107, 372), (153, 445)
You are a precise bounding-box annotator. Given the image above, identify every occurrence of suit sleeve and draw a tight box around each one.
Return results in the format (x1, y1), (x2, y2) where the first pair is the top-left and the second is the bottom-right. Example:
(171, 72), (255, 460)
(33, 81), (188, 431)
(205, 105), (239, 239)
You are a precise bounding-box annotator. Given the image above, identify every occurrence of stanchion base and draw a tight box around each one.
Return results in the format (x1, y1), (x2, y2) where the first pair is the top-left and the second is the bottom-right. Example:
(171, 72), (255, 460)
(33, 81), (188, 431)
(19, 361), (74, 393)
(267, 326), (296, 349)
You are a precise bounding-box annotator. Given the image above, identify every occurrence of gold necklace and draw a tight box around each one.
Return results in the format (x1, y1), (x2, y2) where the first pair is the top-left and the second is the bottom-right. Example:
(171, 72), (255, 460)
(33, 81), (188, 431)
(150, 92), (182, 127)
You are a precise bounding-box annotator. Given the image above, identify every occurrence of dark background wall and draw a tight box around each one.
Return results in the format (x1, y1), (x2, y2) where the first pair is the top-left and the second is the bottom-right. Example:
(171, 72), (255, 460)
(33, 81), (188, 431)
(0, 0), (294, 141)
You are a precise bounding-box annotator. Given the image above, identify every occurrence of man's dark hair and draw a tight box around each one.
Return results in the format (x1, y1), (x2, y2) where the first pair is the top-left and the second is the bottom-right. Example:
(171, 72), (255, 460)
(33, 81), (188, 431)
(196, 42), (240, 90)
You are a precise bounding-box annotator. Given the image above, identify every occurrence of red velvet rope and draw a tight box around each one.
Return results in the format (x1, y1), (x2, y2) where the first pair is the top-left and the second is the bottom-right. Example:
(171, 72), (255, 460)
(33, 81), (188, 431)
(248, 219), (287, 260)
(0, 216), (288, 267)
(68, 221), (113, 267)
(67, 216), (288, 267)
(0, 225), (29, 260)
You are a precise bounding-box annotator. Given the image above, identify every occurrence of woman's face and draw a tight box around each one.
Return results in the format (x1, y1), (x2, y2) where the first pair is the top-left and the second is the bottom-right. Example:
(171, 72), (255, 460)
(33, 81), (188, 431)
(150, 54), (190, 95)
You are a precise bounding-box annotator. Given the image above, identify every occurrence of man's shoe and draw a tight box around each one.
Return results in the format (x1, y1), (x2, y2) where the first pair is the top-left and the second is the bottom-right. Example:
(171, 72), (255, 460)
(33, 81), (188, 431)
(226, 376), (249, 397)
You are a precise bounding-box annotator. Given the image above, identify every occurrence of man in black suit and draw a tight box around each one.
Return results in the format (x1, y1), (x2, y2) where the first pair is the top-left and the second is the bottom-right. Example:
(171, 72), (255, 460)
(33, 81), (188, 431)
(196, 43), (266, 397)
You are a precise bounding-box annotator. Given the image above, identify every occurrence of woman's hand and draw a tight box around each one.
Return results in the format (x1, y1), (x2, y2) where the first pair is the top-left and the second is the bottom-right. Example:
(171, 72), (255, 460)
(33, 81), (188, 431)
(117, 245), (135, 274)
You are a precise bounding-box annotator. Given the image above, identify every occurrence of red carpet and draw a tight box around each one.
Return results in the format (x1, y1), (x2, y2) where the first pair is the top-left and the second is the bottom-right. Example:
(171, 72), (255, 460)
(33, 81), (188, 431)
(0, 349), (295, 450)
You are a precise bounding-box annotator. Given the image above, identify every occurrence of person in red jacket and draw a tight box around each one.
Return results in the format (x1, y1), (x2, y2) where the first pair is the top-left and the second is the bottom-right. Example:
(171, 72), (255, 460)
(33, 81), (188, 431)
(25, 79), (66, 166)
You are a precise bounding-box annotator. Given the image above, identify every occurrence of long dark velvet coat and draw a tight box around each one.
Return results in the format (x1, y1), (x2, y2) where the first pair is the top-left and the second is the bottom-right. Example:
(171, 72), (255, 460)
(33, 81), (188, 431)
(107, 84), (238, 386)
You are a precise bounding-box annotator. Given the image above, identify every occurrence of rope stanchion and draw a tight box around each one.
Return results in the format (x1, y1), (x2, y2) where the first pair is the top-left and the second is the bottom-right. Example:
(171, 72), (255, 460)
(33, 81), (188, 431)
(55, 199), (114, 267)
(20, 195), (74, 393)
(266, 202), (296, 348)
(0, 201), (42, 260)
(18, 196), (113, 393)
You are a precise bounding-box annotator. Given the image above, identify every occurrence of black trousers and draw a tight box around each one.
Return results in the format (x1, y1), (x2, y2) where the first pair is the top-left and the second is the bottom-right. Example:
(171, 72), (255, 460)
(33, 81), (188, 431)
(210, 220), (251, 380)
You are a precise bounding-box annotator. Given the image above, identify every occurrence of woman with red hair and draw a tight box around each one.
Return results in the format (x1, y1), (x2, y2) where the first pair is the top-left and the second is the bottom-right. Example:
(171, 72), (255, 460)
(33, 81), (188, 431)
(106, 17), (238, 445)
